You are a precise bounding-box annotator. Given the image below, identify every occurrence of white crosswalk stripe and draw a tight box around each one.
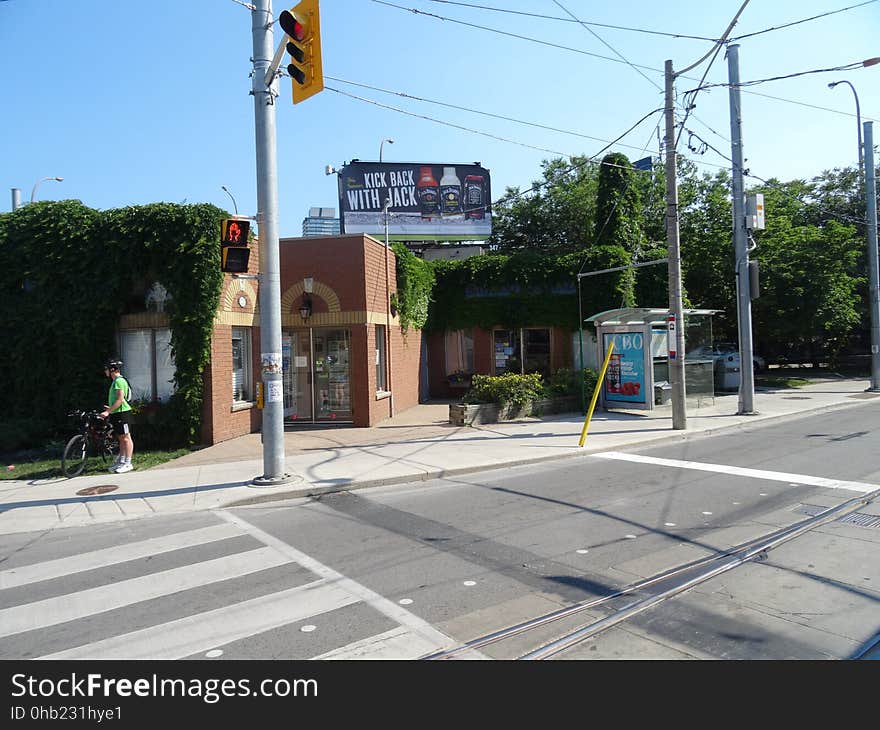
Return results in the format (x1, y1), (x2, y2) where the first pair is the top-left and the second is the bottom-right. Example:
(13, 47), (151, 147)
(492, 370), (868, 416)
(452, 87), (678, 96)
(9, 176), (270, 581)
(39, 579), (359, 660)
(0, 546), (289, 639)
(0, 517), (480, 660)
(0, 523), (243, 589)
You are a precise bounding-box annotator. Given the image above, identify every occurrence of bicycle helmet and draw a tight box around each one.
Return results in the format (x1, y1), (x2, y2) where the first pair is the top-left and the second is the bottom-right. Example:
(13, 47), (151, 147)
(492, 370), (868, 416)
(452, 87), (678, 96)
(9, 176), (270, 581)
(104, 359), (123, 371)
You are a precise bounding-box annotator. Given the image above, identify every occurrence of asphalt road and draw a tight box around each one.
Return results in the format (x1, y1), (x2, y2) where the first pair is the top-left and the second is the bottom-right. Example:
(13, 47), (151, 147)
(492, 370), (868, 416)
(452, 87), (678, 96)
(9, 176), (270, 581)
(1, 402), (878, 661)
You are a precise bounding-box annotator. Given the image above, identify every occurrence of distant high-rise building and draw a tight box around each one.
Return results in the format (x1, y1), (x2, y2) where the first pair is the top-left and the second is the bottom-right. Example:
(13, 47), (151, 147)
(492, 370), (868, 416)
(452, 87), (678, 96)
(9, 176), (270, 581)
(302, 207), (340, 237)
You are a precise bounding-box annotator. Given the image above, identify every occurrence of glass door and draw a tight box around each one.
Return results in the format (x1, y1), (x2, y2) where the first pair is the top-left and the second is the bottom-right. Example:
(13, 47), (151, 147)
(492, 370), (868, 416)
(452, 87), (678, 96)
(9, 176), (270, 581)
(283, 330), (314, 423)
(313, 329), (352, 422)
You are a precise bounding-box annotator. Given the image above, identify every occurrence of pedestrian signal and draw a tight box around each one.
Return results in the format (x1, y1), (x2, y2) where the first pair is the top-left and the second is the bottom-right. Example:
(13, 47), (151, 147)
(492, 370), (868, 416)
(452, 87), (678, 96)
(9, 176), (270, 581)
(220, 218), (251, 273)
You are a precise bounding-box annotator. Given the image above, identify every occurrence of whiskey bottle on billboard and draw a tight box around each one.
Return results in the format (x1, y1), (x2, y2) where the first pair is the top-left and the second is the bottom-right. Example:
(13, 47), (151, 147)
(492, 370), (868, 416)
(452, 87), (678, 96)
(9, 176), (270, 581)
(464, 173), (485, 219)
(440, 166), (461, 215)
(417, 166), (440, 219)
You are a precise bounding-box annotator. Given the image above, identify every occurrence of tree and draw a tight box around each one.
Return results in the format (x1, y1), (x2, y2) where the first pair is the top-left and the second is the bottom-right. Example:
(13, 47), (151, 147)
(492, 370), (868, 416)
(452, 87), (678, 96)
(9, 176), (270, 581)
(489, 155), (599, 254)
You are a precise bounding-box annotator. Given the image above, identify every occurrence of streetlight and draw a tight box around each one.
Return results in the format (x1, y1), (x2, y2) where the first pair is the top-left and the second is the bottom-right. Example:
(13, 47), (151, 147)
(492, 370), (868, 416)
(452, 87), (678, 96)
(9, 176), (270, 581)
(221, 185), (238, 216)
(379, 138), (394, 162)
(829, 76), (880, 391)
(30, 176), (63, 203)
(828, 80), (863, 189)
(383, 196), (394, 416)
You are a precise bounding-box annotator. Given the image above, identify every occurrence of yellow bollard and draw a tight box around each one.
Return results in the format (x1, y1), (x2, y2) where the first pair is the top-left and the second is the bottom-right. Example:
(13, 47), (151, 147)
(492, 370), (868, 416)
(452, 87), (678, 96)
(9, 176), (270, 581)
(578, 341), (615, 447)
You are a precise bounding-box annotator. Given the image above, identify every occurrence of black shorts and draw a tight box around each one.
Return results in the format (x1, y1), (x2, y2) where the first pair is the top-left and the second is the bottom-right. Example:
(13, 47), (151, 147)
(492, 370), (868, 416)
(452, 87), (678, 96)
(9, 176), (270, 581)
(109, 411), (132, 436)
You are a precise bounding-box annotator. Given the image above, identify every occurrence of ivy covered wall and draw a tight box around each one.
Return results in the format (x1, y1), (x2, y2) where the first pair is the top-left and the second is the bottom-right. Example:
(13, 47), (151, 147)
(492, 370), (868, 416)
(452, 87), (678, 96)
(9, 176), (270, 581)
(424, 245), (635, 333)
(0, 200), (226, 449)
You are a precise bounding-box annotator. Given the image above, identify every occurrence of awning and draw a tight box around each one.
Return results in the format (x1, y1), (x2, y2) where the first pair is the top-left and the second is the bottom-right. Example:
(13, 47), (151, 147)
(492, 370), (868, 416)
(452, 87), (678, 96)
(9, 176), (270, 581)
(584, 307), (721, 326)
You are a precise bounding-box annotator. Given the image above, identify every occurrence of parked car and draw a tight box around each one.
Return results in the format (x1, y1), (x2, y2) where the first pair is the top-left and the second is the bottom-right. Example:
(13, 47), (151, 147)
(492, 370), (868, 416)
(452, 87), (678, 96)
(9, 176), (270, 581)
(687, 342), (765, 372)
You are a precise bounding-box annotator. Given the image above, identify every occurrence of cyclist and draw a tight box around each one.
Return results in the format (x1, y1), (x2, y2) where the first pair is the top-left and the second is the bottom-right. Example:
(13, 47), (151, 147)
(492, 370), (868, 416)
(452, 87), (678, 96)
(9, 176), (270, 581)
(100, 359), (134, 473)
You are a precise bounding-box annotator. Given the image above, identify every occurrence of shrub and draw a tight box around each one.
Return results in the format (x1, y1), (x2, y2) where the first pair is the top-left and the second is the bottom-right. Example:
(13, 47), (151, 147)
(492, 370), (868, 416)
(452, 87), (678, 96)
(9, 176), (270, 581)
(541, 367), (599, 399)
(464, 373), (544, 407)
(129, 398), (189, 450)
(0, 418), (54, 454)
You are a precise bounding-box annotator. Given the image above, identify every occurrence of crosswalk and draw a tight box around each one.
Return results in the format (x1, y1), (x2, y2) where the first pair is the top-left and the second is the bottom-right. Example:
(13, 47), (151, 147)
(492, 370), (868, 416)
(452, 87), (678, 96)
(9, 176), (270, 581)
(0, 512), (483, 660)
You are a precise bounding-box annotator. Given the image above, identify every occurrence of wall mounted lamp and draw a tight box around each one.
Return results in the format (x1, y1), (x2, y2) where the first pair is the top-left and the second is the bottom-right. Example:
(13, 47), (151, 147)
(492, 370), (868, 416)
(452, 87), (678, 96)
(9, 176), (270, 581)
(299, 296), (312, 321)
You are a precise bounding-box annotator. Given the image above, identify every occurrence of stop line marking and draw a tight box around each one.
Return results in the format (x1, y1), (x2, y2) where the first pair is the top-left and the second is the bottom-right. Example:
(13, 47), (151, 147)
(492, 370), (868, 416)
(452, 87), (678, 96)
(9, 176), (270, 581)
(594, 452), (877, 494)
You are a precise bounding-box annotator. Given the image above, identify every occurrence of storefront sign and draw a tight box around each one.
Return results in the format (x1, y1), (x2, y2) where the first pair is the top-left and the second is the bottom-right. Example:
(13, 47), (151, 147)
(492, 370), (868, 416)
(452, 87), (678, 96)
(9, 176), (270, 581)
(338, 161), (492, 240)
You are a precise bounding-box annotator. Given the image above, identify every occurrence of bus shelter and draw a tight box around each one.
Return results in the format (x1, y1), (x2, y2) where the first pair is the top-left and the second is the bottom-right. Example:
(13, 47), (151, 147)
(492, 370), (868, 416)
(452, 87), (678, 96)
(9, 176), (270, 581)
(584, 308), (719, 412)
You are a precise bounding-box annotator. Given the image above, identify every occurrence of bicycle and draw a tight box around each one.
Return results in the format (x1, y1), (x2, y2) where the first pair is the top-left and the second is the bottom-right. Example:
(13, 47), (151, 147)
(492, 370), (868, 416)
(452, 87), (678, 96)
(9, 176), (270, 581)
(61, 410), (119, 478)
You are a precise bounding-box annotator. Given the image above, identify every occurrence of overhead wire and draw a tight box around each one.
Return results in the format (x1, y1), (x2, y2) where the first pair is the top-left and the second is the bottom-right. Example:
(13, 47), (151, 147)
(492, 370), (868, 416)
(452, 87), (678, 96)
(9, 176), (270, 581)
(728, 0), (878, 41)
(370, 0), (668, 74)
(421, 0), (721, 41)
(551, 0), (662, 92)
(326, 76), (668, 155)
(371, 0), (877, 125)
(342, 0), (873, 225)
(686, 57), (880, 92)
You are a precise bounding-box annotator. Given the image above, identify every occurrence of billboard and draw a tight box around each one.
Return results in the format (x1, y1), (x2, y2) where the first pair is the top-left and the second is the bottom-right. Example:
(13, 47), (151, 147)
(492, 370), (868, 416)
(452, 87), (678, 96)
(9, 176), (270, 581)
(338, 161), (492, 241)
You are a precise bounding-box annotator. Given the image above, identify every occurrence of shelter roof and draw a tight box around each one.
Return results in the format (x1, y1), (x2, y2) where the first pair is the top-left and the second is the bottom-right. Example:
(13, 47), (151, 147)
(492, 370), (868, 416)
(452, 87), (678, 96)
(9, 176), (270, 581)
(584, 307), (720, 326)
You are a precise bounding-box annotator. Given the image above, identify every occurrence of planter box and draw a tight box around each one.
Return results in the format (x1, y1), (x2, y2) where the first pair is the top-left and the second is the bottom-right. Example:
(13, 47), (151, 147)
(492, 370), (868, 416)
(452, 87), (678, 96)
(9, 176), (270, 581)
(449, 395), (580, 426)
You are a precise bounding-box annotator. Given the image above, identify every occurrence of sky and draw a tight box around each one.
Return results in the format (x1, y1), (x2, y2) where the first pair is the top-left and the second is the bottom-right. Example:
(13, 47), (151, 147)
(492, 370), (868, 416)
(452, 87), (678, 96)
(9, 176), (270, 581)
(1, 0), (878, 238)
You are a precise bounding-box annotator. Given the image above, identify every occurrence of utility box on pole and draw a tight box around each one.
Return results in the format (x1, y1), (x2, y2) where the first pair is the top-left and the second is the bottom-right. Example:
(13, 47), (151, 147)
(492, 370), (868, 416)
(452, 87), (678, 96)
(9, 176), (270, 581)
(746, 193), (765, 230)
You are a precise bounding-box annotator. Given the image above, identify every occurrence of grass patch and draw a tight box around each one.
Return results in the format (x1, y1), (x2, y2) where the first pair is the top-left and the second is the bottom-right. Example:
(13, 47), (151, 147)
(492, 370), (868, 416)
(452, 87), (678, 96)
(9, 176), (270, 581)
(755, 376), (811, 389)
(1, 445), (193, 481)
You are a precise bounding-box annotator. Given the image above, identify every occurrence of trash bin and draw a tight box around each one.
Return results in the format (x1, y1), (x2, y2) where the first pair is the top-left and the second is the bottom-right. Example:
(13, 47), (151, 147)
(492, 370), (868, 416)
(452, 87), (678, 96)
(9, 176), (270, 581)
(715, 355), (740, 390)
(654, 380), (672, 405)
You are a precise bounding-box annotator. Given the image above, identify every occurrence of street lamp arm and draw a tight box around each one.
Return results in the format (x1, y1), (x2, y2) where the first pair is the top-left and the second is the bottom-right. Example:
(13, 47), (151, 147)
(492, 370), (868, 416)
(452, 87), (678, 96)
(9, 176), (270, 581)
(828, 80), (864, 182)
(30, 176), (63, 203)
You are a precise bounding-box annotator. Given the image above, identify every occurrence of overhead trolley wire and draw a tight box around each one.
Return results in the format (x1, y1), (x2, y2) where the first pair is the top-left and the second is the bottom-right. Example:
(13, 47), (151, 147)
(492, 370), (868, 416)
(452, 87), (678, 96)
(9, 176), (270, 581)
(326, 76), (667, 155)
(728, 0), (879, 42)
(373, 0), (877, 123)
(421, 0), (721, 41)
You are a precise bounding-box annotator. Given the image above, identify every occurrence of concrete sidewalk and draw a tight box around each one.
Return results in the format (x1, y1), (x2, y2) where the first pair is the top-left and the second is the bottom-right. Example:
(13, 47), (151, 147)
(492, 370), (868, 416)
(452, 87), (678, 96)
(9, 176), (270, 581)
(1, 376), (877, 535)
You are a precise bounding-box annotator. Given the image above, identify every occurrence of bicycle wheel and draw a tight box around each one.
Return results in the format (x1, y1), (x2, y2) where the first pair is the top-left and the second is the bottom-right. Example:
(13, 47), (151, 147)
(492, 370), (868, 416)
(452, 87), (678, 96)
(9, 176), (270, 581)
(62, 434), (88, 478)
(100, 434), (119, 465)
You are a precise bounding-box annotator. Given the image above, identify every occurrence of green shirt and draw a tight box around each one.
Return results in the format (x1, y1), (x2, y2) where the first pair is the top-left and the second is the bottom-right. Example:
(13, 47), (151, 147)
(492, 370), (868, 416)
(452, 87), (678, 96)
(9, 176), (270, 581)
(108, 376), (132, 413)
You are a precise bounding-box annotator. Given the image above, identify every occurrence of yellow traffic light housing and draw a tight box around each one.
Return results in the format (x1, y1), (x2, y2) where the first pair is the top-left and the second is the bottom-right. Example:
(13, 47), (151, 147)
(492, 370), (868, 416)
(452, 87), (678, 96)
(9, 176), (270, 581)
(279, 0), (324, 105)
(220, 218), (251, 273)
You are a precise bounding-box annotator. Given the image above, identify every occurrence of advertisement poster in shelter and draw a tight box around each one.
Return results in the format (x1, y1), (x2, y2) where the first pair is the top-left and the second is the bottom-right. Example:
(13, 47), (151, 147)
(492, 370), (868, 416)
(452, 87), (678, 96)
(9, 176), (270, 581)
(338, 161), (492, 240)
(602, 332), (647, 404)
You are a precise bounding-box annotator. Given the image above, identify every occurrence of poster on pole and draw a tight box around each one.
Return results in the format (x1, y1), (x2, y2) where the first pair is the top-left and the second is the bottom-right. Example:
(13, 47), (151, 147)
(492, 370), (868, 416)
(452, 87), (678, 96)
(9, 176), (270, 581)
(338, 161), (492, 241)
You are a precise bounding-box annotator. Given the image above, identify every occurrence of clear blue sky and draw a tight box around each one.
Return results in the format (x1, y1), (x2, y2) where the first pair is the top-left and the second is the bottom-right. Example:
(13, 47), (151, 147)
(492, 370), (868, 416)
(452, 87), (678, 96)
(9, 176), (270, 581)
(2, 0), (878, 237)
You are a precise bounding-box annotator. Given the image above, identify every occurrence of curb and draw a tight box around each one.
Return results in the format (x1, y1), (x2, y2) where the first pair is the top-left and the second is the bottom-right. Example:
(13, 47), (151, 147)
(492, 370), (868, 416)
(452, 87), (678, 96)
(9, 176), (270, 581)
(219, 395), (871, 509)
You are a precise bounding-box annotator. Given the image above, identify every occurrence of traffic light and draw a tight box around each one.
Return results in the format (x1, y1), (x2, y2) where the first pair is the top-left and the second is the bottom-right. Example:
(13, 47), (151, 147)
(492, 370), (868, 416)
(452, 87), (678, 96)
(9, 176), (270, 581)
(220, 218), (251, 273)
(279, 0), (324, 105)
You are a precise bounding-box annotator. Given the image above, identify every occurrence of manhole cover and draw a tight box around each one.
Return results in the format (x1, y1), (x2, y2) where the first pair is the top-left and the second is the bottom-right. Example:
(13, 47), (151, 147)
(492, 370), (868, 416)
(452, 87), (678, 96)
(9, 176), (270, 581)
(796, 504), (880, 529)
(76, 484), (119, 496)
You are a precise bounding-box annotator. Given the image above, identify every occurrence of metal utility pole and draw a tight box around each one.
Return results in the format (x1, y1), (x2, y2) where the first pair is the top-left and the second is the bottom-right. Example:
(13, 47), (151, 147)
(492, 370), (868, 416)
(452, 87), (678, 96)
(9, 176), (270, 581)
(383, 197), (395, 416)
(11, 188), (21, 211)
(250, 0), (295, 485)
(664, 59), (687, 430)
(864, 121), (880, 391)
(726, 44), (757, 414)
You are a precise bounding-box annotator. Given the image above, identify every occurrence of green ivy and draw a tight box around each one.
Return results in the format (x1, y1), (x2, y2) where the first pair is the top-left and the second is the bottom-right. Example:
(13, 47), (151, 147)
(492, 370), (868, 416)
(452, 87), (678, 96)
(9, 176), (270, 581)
(0, 200), (226, 450)
(391, 242), (435, 332)
(425, 246), (633, 333)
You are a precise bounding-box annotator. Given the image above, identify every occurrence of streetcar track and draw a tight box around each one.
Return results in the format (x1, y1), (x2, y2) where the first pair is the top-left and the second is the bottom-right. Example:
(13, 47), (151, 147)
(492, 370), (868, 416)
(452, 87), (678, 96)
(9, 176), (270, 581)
(424, 485), (880, 660)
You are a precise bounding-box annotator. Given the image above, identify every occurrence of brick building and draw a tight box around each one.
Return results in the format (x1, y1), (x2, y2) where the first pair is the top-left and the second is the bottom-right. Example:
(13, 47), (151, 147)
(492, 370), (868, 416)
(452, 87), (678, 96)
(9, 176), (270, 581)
(194, 233), (419, 445)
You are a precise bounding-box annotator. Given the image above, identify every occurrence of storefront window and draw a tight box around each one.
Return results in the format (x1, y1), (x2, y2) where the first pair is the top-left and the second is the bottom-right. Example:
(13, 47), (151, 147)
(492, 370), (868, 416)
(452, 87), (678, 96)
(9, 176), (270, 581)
(445, 329), (474, 376)
(376, 325), (387, 391)
(119, 328), (176, 402)
(493, 328), (550, 377)
(232, 327), (253, 402)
